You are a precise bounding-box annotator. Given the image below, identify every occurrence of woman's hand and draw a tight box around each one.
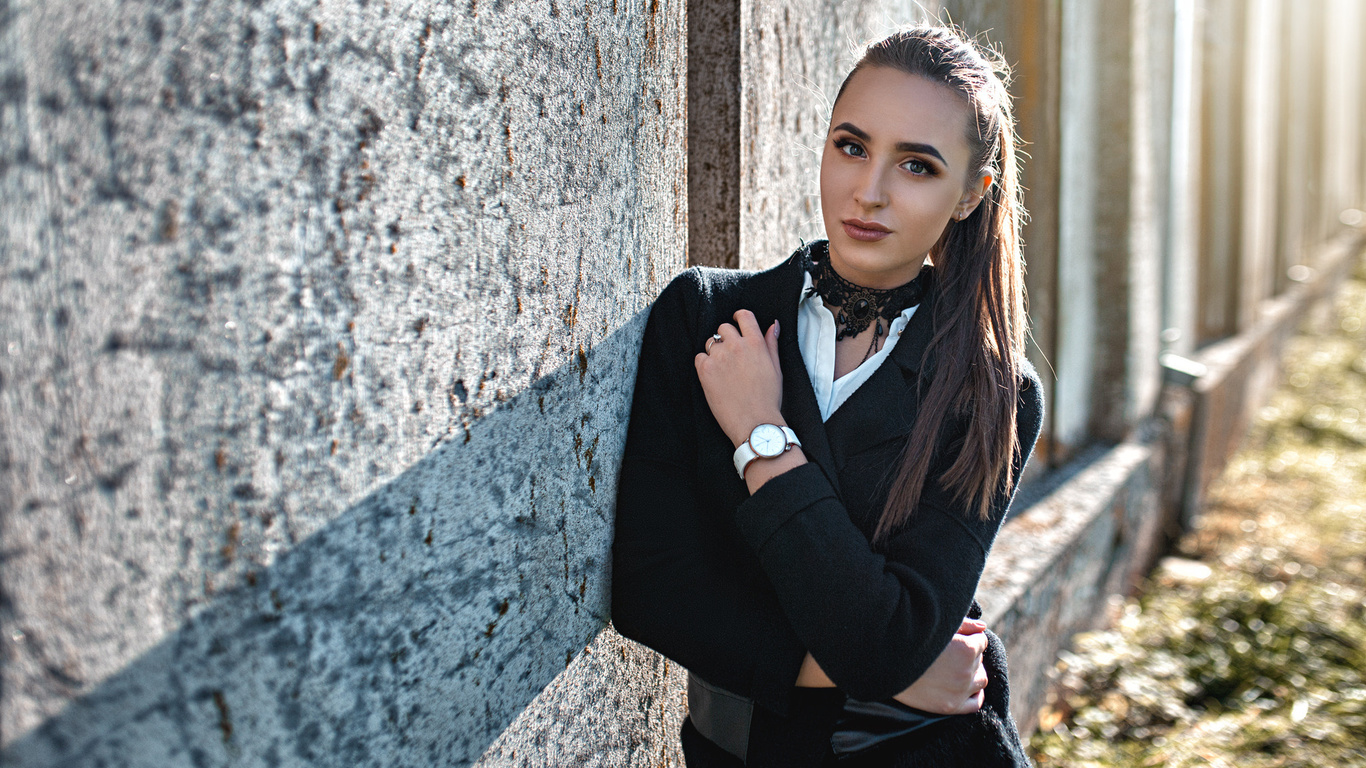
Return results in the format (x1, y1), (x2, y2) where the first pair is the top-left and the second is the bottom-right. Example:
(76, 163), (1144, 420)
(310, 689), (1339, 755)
(695, 310), (807, 492)
(795, 618), (991, 715)
(891, 618), (991, 714)
(694, 310), (785, 448)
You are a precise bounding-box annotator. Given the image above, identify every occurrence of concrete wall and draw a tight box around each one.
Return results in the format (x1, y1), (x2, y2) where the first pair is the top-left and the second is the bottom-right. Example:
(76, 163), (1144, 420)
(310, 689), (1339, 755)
(1057, 0), (1165, 446)
(1237, 0), (1280, 331)
(1180, 235), (1363, 526)
(4, 0), (1365, 763)
(1323, 0), (1362, 232)
(688, 0), (743, 269)
(0, 0), (687, 765)
(691, 0), (928, 269)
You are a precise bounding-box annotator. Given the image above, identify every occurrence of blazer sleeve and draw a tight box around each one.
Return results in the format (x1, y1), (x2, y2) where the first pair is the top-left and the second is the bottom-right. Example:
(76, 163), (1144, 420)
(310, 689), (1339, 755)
(731, 370), (1045, 702)
(611, 271), (811, 716)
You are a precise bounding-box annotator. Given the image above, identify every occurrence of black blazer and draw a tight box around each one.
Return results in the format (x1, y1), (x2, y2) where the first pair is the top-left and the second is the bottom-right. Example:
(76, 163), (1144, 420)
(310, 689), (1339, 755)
(611, 241), (1044, 763)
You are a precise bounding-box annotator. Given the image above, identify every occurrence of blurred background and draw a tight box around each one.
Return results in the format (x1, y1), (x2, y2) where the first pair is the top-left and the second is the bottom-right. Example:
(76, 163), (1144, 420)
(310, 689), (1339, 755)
(1, 0), (1363, 765)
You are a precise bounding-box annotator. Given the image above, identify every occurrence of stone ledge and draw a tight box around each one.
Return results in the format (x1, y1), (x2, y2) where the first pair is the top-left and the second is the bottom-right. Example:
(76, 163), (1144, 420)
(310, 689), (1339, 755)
(978, 441), (1163, 733)
(1182, 232), (1366, 524)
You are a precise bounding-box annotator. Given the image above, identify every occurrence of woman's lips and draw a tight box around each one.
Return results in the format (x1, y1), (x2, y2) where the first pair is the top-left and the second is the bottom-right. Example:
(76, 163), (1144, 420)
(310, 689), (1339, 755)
(842, 219), (891, 242)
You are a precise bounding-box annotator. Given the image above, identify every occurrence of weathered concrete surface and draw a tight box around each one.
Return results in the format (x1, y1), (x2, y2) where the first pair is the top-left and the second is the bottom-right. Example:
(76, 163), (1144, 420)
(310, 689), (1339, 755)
(1051, 0), (1167, 450)
(1323, 0), (1363, 234)
(3, 321), (656, 767)
(472, 625), (688, 767)
(688, 0), (742, 269)
(1195, 0), (1247, 343)
(737, 0), (927, 270)
(0, 0), (685, 764)
(1274, 1), (1319, 294)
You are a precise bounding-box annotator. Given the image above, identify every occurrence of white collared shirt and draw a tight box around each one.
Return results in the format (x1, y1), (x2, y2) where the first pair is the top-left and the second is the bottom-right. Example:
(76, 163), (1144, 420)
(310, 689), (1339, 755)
(797, 270), (920, 422)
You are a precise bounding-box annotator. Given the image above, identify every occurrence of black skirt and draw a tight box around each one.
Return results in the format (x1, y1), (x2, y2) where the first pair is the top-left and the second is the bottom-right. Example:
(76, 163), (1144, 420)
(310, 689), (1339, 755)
(680, 630), (1033, 768)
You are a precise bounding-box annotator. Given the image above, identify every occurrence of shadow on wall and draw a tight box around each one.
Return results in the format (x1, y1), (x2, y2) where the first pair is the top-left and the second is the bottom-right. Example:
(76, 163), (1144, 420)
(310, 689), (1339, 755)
(2, 309), (651, 768)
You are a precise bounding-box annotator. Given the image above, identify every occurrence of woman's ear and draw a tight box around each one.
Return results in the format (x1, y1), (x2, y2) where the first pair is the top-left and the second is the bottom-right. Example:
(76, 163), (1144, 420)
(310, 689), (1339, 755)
(953, 173), (993, 221)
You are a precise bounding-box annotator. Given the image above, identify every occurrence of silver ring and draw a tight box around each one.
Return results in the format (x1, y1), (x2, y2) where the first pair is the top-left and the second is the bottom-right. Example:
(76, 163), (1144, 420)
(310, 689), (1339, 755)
(705, 333), (722, 353)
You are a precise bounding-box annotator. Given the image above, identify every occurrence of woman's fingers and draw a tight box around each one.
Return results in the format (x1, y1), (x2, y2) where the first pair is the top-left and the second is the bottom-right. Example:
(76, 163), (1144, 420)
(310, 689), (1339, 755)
(893, 627), (994, 714)
(695, 322), (739, 367)
(957, 664), (990, 714)
(966, 629), (988, 658)
(713, 322), (741, 345)
(698, 313), (780, 375)
(703, 312), (778, 353)
(956, 635), (991, 713)
(732, 309), (762, 338)
(957, 619), (989, 714)
(947, 631), (988, 714)
(765, 318), (780, 362)
(973, 663), (990, 694)
(693, 310), (786, 448)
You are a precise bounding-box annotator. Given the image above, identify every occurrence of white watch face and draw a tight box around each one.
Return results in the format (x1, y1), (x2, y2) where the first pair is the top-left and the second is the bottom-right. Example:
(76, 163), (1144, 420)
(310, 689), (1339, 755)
(749, 424), (788, 458)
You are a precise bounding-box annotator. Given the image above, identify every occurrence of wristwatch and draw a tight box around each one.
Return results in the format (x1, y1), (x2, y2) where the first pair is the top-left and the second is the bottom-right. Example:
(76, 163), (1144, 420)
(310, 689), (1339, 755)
(733, 423), (802, 479)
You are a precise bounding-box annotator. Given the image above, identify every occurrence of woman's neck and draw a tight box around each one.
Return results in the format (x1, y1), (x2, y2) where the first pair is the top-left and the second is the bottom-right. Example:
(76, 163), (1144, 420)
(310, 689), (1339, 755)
(807, 251), (927, 340)
(805, 245), (928, 366)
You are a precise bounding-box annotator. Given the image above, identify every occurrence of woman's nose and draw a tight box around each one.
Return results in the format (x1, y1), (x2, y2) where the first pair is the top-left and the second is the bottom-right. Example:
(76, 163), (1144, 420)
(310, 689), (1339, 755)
(853, 166), (888, 209)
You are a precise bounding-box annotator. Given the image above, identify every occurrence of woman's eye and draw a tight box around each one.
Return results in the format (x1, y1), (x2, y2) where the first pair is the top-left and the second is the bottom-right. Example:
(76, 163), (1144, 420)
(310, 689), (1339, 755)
(902, 159), (933, 175)
(833, 138), (865, 158)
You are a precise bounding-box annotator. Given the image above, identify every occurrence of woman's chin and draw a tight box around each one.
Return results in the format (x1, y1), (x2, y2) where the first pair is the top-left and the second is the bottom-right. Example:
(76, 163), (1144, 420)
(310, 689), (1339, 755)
(826, 238), (925, 288)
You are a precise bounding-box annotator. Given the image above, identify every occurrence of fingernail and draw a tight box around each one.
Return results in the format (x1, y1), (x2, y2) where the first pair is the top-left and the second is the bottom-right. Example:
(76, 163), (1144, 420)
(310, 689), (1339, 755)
(774, 319), (780, 337)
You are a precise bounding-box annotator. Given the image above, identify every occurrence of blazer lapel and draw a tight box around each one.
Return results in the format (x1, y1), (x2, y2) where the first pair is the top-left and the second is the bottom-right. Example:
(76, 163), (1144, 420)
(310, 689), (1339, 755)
(757, 246), (843, 499)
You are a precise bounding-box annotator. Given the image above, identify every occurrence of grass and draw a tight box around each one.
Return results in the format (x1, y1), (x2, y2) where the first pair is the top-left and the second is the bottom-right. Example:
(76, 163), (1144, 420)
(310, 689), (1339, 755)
(1028, 258), (1366, 768)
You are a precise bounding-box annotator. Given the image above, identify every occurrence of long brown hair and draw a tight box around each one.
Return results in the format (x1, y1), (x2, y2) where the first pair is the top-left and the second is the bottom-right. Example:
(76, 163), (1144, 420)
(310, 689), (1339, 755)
(837, 26), (1027, 544)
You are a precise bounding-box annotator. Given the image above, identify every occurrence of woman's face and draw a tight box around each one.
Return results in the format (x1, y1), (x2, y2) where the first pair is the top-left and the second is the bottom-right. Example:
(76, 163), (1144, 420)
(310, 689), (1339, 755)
(819, 66), (990, 289)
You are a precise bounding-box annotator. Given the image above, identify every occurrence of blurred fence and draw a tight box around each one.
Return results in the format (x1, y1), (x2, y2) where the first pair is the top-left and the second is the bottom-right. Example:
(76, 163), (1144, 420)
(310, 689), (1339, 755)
(926, 0), (1366, 730)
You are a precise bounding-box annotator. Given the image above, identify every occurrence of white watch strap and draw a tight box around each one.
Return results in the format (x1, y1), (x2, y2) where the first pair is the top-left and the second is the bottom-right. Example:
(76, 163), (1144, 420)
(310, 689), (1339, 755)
(732, 425), (801, 479)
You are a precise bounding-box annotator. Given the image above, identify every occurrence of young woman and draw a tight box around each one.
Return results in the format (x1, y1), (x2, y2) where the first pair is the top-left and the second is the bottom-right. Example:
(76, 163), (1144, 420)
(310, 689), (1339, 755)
(611, 25), (1044, 767)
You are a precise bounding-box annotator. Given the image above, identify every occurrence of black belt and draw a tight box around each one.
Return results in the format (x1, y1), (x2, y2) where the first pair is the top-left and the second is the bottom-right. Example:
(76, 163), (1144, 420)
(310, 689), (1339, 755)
(688, 671), (953, 763)
(687, 672), (754, 762)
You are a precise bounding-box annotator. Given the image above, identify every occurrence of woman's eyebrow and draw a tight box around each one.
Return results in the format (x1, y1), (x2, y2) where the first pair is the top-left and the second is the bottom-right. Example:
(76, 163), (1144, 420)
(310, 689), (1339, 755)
(831, 122), (948, 167)
(833, 121), (872, 142)
(893, 142), (947, 166)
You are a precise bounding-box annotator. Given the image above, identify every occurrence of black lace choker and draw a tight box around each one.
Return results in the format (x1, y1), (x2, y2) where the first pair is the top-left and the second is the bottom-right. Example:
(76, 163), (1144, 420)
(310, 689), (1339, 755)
(803, 246), (928, 344)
